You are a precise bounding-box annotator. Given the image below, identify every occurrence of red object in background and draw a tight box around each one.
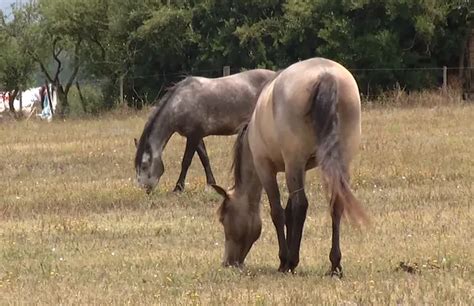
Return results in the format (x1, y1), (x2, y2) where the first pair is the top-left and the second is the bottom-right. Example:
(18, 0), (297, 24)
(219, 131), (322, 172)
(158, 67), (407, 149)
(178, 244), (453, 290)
(0, 92), (9, 103)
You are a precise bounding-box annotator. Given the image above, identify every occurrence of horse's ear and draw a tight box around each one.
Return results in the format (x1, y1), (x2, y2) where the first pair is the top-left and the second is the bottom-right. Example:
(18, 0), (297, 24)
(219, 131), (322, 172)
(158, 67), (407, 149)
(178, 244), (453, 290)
(134, 138), (138, 148)
(211, 184), (228, 199)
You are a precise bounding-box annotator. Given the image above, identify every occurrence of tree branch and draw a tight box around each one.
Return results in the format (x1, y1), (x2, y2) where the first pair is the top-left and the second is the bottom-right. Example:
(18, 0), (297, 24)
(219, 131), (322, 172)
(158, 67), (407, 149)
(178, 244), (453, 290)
(64, 38), (82, 95)
(29, 50), (54, 83)
(52, 37), (63, 82)
(91, 36), (106, 60)
(8, 88), (19, 113)
(65, 64), (80, 95)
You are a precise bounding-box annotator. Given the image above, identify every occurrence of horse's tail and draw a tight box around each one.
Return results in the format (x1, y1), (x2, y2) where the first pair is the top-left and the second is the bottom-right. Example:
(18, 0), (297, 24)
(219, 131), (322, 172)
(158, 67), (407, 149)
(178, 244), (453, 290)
(310, 72), (368, 225)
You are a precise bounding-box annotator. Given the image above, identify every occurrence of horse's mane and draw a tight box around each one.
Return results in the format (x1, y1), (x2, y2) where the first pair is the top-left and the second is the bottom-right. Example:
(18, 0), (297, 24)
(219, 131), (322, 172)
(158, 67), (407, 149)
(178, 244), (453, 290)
(231, 123), (249, 188)
(134, 77), (192, 167)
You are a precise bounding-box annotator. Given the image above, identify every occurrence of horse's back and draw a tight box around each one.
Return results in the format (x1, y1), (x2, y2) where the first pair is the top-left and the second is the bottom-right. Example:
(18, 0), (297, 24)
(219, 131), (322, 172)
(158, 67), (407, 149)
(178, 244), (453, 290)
(172, 69), (276, 136)
(249, 58), (361, 170)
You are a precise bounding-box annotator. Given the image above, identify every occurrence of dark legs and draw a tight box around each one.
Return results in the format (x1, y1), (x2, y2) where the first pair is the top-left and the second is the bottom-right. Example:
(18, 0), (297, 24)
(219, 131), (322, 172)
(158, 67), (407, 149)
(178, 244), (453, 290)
(285, 198), (293, 253)
(284, 167), (308, 272)
(257, 161), (308, 273)
(328, 195), (344, 277)
(174, 138), (216, 192)
(174, 137), (200, 192)
(257, 160), (346, 276)
(196, 140), (216, 185)
(285, 165), (345, 277)
(257, 163), (288, 272)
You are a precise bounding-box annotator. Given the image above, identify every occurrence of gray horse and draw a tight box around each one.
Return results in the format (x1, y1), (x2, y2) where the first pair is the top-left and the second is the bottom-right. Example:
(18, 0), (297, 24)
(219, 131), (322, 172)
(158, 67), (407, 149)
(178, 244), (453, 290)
(134, 69), (276, 193)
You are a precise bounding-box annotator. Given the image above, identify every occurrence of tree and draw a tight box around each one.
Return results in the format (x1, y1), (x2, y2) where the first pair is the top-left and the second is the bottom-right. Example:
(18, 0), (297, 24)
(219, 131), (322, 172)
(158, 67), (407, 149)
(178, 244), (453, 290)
(0, 8), (35, 115)
(3, 0), (469, 113)
(82, 0), (177, 107)
(9, 0), (109, 116)
(275, 0), (460, 92)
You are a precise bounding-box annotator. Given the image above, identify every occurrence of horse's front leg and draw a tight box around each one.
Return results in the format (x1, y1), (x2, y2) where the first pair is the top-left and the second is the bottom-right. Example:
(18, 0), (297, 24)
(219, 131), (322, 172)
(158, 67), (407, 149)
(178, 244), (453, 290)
(173, 137), (199, 192)
(285, 166), (308, 273)
(257, 161), (289, 272)
(196, 139), (216, 185)
(285, 197), (293, 250)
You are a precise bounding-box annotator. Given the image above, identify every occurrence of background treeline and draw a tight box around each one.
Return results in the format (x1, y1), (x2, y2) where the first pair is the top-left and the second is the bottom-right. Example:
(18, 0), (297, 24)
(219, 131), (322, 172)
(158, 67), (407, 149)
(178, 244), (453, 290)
(0, 0), (472, 115)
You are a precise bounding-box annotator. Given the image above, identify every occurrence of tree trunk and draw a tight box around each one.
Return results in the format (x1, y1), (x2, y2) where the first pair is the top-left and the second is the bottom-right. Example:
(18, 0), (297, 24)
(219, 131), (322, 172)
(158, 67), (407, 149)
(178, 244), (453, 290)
(45, 83), (53, 115)
(55, 85), (69, 116)
(8, 89), (18, 114)
(459, 30), (468, 79)
(76, 81), (87, 113)
(19, 90), (22, 113)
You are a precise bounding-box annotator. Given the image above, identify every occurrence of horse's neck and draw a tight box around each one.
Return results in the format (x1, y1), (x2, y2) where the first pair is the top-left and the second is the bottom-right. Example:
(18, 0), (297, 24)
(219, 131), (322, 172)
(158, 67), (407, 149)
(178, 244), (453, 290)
(149, 113), (174, 155)
(235, 134), (263, 207)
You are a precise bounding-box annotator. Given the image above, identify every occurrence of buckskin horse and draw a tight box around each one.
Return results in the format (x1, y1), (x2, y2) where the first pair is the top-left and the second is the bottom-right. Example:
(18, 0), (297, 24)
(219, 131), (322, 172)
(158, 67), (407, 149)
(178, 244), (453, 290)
(211, 58), (369, 277)
(135, 69), (276, 193)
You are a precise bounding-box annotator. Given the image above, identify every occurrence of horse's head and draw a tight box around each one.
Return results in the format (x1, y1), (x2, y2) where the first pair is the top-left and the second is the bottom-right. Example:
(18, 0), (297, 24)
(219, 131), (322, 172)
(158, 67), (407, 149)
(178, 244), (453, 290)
(134, 137), (164, 194)
(212, 184), (262, 268)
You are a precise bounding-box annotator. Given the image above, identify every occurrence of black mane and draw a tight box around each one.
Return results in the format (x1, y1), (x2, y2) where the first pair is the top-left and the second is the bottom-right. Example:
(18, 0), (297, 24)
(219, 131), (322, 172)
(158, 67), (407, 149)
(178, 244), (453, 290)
(231, 124), (248, 188)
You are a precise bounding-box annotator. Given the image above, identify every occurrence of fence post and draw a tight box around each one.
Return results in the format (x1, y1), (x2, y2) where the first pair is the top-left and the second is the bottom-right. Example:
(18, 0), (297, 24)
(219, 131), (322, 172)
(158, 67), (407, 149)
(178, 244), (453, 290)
(223, 66), (230, 76)
(442, 66), (447, 94)
(119, 75), (124, 105)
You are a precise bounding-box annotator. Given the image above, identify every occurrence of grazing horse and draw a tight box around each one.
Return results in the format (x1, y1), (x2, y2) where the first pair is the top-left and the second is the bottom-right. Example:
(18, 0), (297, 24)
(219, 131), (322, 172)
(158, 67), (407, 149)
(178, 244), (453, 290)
(211, 58), (368, 276)
(135, 69), (276, 193)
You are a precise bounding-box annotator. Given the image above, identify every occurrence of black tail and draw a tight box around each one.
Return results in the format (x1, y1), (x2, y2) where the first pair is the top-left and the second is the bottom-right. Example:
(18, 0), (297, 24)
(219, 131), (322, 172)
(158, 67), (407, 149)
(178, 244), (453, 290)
(311, 73), (368, 225)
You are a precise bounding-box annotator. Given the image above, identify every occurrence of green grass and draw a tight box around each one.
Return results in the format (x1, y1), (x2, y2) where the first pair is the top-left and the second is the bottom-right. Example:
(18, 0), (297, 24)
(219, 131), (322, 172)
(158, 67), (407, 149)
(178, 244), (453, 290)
(0, 104), (473, 304)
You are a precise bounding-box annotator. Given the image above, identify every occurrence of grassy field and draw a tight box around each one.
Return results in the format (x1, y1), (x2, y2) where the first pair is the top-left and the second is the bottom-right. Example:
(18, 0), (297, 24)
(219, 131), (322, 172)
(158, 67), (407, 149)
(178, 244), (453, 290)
(0, 103), (473, 304)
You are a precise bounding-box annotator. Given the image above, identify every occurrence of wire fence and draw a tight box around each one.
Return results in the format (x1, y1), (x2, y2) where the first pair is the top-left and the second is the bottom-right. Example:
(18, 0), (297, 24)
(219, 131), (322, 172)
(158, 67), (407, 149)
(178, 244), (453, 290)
(1, 66), (473, 115)
(3, 65), (470, 89)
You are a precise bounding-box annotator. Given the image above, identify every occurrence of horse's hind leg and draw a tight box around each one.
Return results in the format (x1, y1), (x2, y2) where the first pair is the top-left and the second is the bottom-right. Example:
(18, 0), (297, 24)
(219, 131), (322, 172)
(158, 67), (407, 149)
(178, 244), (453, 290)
(328, 195), (344, 278)
(196, 139), (216, 185)
(173, 137), (200, 192)
(285, 166), (308, 272)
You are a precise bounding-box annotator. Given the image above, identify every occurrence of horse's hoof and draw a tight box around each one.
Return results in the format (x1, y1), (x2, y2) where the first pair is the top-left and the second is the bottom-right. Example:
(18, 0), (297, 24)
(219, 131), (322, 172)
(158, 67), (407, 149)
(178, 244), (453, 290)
(173, 184), (184, 192)
(278, 262), (293, 273)
(287, 260), (299, 273)
(325, 267), (343, 278)
(222, 261), (244, 270)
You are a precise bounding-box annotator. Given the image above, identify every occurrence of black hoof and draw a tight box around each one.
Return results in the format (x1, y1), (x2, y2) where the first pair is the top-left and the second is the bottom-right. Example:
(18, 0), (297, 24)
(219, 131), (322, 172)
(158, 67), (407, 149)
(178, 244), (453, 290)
(278, 258), (289, 273)
(325, 267), (343, 278)
(286, 263), (299, 274)
(222, 261), (244, 270)
(278, 260), (287, 272)
(173, 184), (184, 192)
(278, 261), (298, 273)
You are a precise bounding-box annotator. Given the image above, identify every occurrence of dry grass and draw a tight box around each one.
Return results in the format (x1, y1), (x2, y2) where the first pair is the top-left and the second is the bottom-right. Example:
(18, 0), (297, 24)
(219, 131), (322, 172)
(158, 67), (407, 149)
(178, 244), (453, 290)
(0, 101), (473, 304)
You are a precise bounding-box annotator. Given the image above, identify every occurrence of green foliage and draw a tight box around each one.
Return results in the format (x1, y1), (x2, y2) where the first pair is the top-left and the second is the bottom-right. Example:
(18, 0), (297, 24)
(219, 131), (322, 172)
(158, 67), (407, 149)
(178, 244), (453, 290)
(0, 0), (471, 110)
(68, 84), (105, 115)
(0, 35), (34, 92)
(0, 8), (35, 97)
